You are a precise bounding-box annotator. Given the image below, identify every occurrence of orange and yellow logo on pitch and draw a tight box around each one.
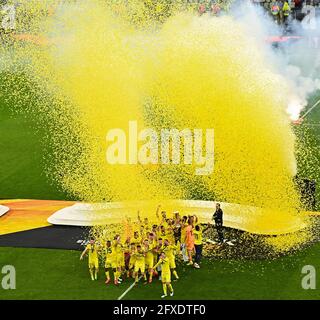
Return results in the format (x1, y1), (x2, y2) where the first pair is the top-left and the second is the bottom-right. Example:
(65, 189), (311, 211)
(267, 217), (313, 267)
(0, 199), (74, 235)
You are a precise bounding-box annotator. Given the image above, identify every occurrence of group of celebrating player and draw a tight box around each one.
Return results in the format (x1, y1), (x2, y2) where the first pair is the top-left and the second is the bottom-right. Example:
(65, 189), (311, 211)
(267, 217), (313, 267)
(80, 204), (223, 298)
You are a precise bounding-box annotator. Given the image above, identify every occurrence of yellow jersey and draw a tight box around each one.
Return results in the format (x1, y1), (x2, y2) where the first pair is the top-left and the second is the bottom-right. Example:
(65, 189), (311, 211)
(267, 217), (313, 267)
(129, 248), (137, 265)
(123, 242), (131, 254)
(155, 243), (164, 255)
(193, 227), (203, 245)
(86, 244), (98, 262)
(180, 223), (188, 243)
(166, 228), (175, 243)
(131, 236), (141, 246)
(144, 223), (151, 233)
(112, 242), (124, 259)
(162, 244), (176, 260)
(153, 257), (170, 274)
(105, 246), (114, 262)
(134, 251), (145, 265)
(140, 231), (147, 241)
(158, 217), (169, 228)
(159, 232), (168, 241)
(144, 245), (154, 261)
(148, 238), (157, 248)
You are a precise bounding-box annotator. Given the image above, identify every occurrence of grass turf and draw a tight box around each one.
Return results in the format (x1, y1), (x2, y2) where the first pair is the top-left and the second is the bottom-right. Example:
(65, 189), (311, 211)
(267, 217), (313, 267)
(0, 87), (67, 200)
(1, 245), (320, 300)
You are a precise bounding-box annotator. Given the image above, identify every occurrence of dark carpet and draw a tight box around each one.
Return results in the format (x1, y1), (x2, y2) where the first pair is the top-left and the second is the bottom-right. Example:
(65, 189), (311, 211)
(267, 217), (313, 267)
(0, 225), (90, 250)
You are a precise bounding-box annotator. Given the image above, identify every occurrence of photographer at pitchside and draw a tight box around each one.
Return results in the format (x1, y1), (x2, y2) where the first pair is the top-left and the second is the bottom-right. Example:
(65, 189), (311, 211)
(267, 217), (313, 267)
(213, 203), (224, 244)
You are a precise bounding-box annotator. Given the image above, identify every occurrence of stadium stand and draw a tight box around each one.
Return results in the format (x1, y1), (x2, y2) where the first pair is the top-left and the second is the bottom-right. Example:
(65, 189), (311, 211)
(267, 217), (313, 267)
(252, 0), (320, 20)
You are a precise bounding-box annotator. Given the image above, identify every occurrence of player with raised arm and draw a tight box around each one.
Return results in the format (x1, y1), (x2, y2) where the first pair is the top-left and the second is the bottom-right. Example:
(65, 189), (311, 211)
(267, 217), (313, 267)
(80, 239), (100, 281)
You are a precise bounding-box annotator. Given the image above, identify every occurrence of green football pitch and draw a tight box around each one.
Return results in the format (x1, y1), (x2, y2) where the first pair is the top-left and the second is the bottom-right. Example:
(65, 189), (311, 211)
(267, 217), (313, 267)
(0, 92), (67, 201)
(1, 245), (320, 300)
(0, 72), (320, 300)
(0, 74), (319, 203)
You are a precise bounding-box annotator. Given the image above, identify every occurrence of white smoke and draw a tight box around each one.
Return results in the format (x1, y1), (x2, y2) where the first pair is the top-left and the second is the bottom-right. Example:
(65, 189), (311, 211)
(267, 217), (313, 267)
(229, 0), (320, 121)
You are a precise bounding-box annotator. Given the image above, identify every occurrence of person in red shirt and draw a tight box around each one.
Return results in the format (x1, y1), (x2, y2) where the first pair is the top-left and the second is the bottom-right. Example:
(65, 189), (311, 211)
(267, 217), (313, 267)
(198, 3), (206, 15)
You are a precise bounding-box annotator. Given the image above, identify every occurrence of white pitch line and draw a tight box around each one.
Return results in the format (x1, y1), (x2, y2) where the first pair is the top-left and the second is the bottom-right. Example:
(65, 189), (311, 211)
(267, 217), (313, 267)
(301, 123), (320, 126)
(117, 276), (142, 300)
(301, 99), (320, 120)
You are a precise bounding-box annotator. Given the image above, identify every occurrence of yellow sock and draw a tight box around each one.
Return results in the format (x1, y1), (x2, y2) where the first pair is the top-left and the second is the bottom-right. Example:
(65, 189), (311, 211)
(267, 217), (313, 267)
(114, 271), (118, 281)
(94, 270), (98, 280)
(173, 270), (179, 279)
(168, 284), (173, 293)
(143, 273), (147, 281)
(149, 272), (153, 282)
(105, 271), (110, 280)
(162, 284), (167, 296)
(135, 274), (139, 283)
(89, 270), (94, 280)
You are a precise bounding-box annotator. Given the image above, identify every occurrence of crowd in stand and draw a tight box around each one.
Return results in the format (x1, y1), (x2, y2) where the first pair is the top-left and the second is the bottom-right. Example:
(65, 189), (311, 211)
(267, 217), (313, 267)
(197, 0), (320, 25)
(254, 0), (320, 24)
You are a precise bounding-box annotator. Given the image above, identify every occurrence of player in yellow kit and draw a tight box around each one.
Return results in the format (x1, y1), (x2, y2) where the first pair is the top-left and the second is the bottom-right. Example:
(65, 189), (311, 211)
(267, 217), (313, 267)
(137, 211), (151, 234)
(104, 240), (114, 284)
(166, 220), (175, 244)
(152, 252), (174, 298)
(80, 239), (99, 281)
(123, 237), (131, 279)
(156, 205), (169, 228)
(143, 239), (155, 283)
(131, 231), (141, 246)
(151, 224), (158, 237)
(134, 245), (146, 284)
(143, 217), (151, 234)
(148, 231), (157, 247)
(113, 235), (125, 285)
(162, 239), (179, 280)
(147, 232), (158, 277)
(159, 225), (168, 242)
(154, 237), (165, 280)
(193, 223), (211, 269)
(129, 243), (137, 278)
(155, 237), (164, 257)
(139, 225), (147, 241)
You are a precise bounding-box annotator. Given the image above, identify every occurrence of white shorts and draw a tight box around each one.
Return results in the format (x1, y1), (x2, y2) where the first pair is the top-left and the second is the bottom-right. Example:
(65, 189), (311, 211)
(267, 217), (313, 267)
(181, 244), (189, 262)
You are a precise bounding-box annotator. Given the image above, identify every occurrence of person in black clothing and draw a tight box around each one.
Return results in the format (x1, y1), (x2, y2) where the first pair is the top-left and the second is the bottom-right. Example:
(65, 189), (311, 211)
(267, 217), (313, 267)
(213, 203), (224, 244)
(173, 220), (181, 245)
